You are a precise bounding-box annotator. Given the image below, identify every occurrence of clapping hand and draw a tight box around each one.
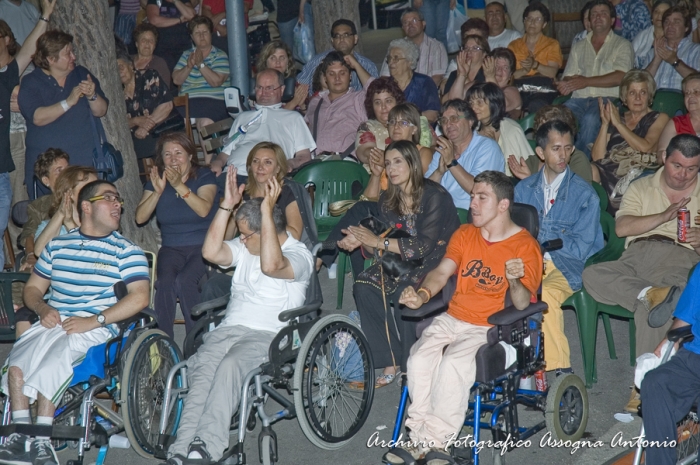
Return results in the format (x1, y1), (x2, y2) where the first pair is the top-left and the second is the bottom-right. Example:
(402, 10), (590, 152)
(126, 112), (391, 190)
(435, 135), (456, 168)
(598, 97), (611, 125)
(654, 37), (678, 64)
(78, 75), (97, 100)
(456, 50), (471, 77)
(149, 166), (167, 195)
(262, 176), (282, 213)
(508, 155), (532, 180)
(193, 49), (204, 67)
(520, 53), (535, 72)
(164, 165), (184, 188)
(60, 191), (78, 230)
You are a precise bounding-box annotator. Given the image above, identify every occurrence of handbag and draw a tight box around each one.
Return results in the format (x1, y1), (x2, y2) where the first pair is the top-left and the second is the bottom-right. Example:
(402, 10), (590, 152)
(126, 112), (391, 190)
(151, 111), (186, 137)
(90, 116), (124, 183)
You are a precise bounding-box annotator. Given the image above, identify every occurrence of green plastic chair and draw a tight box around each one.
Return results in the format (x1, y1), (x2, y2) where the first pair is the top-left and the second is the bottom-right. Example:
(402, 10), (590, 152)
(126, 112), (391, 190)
(552, 94), (572, 105)
(652, 89), (686, 117)
(456, 208), (470, 225)
(591, 181), (608, 213)
(293, 161), (370, 309)
(0, 272), (30, 342)
(562, 210), (632, 388)
(517, 113), (536, 136)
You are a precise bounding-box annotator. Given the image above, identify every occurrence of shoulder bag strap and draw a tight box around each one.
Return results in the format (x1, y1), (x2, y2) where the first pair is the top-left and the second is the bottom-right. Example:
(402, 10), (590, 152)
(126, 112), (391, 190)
(311, 98), (323, 141)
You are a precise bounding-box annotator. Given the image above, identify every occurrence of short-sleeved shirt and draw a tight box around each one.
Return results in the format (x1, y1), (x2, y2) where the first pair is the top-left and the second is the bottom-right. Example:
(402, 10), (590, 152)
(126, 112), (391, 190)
(617, 167), (700, 248)
(34, 229), (150, 323)
(146, 0), (193, 58)
(614, 0), (651, 43)
(18, 65), (108, 183)
(508, 34), (563, 76)
(643, 37), (700, 91)
(297, 50), (379, 95)
(444, 224), (543, 326)
(144, 167), (218, 247)
(223, 104), (316, 175)
(488, 29), (522, 49)
(0, 0), (40, 44)
(563, 30), (634, 99)
(305, 83), (369, 154)
(0, 59), (19, 174)
(202, 0), (225, 15)
(174, 46), (231, 100)
(425, 132), (505, 210)
(220, 233), (313, 333)
(673, 265), (700, 355)
(403, 72), (441, 114)
(19, 194), (52, 248)
(380, 35), (448, 78)
(132, 54), (172, 89)
(125, 69), (172, 118)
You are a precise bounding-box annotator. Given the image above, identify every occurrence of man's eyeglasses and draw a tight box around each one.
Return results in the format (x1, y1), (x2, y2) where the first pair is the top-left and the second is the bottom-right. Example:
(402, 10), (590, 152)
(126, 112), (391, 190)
(255, 85), (283, 93)
(240, 230), (259, 242)
(438, 115), (467, 126)
(88, 193), (124, 205)
(331, 32), (354, 40)
(388, 119), (415, 128)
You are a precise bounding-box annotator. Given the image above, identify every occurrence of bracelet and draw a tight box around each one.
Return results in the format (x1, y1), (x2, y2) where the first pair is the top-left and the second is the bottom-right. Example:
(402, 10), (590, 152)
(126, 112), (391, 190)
(40, 16), (49, 22)
(219, 205), (235, 213)
(181, 189), (192, 199)
(417, 287), (432, 303)
(60, 100), (70, 112)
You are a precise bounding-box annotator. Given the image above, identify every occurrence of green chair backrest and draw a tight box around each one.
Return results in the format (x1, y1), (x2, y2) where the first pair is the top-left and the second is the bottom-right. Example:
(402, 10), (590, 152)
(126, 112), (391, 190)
(456, 208), (470, 224)
(292, 161), (370, 232)
(552, 94), (572, 105)
(586, 210), (625, 266)
(591, 182), (608, 213)
(652, 89), (686, 117)
(518, 113), (536, 135)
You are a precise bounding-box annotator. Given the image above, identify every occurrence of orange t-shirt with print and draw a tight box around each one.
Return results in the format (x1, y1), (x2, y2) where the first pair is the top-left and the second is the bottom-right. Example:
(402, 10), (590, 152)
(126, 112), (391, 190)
(444, 224), (543, 326)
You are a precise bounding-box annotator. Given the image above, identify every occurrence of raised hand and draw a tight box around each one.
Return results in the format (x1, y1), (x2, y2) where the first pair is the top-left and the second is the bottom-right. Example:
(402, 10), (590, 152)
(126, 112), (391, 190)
(508, 155), (532, 179)
(222, 167), (244, 209)
(436, 135), (456, 165)
(150, 166), (167, 195)
(164, 165), (184, 188)
(368, 147), (385, 178)
(456, 50), (470, 77)
(262, 176), (282, 213)
(78, 74), (96, 100)
(482, 56), (496, 81)
(344, 54), (359, 70)
(41, 0), (56, 19)
(607, 100), (621, 128)
(598, 97), (610, 125)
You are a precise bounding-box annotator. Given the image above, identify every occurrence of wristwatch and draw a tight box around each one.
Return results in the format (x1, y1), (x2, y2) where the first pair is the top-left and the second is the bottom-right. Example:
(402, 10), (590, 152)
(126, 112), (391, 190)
(447, 159), (459, 169)
(384, 238), (390, 251)
(96, 313), (107, 327)
(199, 63), (207, 70)
(672, 59), (681, 68)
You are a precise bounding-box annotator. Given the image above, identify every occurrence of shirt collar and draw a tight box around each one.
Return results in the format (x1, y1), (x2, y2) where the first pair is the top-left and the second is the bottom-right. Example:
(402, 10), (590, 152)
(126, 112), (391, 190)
(253, 102), (283, 110)
(542, 168), (568, 191)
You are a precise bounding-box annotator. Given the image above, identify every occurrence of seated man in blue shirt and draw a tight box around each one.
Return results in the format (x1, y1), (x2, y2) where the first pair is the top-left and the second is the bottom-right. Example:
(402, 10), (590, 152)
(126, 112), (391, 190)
(515, 120), (603, 374)
(426, 100), (505, 210)
(641, 265), (700, 465)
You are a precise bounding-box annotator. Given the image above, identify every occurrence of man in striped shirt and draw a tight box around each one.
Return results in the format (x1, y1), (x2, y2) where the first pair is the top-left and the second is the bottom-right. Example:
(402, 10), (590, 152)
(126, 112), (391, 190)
(0, 180), (150, 465)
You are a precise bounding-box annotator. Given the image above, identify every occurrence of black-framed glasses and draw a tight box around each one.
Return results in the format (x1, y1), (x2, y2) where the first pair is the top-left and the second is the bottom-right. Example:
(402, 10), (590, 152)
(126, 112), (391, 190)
(331, 32), (355, 40)
(255, 85), (283, 93)
(240, 230), (259, 242)
(88, 193), (124, 205)
(388, 119), (415, 128)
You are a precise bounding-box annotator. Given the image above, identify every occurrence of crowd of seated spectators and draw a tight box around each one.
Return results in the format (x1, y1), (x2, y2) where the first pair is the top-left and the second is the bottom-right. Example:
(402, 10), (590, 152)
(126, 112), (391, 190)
(4, 0), (700, 462)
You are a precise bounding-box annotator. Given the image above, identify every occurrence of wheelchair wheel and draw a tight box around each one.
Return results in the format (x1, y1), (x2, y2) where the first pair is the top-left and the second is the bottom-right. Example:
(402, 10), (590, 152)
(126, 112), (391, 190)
(183, 313), (223, 359)
(293, 314), (374, 450)
(261, 435), (275, 465)
(121, 329), (183, 459)
(545, 373), (588, 442)
(676, 410), (699, 464)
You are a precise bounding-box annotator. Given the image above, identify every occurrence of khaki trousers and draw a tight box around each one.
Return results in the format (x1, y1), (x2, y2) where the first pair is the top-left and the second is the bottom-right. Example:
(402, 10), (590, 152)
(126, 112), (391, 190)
(542, 260), (574, 370)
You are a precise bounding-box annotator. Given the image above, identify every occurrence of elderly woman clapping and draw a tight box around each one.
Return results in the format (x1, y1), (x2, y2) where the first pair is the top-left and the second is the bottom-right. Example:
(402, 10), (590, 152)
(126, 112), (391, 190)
(385, 38), (440, 123)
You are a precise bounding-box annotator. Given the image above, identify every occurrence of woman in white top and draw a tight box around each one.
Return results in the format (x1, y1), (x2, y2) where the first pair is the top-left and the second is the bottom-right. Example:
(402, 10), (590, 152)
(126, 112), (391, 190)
(466, 82), (533, 176)
(633, 0), (673, 68)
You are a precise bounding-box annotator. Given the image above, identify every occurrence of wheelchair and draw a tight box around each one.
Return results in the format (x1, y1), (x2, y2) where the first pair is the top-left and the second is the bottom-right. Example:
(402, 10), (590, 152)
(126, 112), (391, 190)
(0, 282), (184, 465)
(386, 204), (590, 465)
(632, 325), (700, 465)
(154, 270), (376, 465)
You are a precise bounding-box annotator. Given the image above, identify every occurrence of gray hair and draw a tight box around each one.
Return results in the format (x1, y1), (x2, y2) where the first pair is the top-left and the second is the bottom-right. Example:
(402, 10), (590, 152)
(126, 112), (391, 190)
(387, 38), (420, 70)
(257, 68), (284, 87)
(400, 7), (425, 22)
(235, 198), (287, 234)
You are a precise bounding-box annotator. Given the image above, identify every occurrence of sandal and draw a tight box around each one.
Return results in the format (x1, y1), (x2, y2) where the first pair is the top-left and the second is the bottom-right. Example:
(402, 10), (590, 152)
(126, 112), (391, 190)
(424, 448), (456, 465)
(383, 445), (427, 465)
(375, 371), (400, 389)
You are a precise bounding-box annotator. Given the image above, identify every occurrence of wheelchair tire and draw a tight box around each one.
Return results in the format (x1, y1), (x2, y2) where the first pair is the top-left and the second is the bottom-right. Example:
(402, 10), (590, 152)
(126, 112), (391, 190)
(183, 313), (223, 359)
(545, 373), (588, 442)
(261, 435), (275, 465)
(293, 314), (374, 450)
(676, 411), (699, 465)
(120, 329), (183, 459)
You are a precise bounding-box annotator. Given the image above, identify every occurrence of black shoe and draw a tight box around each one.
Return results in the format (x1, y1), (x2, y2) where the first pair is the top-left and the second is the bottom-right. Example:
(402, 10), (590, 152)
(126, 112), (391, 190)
(29, 439), (58, 465)
(187, 437), (212, 464)
(0, 432), (30, 465)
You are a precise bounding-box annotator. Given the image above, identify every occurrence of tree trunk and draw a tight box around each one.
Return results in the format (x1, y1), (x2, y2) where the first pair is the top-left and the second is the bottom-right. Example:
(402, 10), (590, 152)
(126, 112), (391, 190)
(312, 0), (363, 55)
(50, 0), (157, 252)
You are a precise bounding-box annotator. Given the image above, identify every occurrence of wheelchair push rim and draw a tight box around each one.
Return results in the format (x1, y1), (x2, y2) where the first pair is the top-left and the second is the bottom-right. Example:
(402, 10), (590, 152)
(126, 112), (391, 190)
(545, 373), (589, 442)
(120, 329), (183, 459)
(293, 314), (375, 450)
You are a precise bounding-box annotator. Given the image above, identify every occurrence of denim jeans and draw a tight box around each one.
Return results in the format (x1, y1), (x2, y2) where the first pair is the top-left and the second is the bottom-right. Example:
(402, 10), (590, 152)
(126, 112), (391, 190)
(419, 0), (450, 50)
(278, 3), (314, 59)
(564, 97), (609, 159)
(0, 172), (11, 269)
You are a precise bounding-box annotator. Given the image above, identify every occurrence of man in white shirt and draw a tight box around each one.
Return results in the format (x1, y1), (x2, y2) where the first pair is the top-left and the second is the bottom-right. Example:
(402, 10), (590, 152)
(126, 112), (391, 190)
(380, 8), (448, 86)
(163, 172), (313, 465)
(211, 69), (316, 183)
(0, 0), (39, 45)
(486, 1), (522, 49)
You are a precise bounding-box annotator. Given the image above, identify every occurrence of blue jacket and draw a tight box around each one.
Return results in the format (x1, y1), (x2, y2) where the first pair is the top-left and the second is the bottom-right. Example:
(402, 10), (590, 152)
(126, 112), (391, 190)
(514, 168), (604, 291)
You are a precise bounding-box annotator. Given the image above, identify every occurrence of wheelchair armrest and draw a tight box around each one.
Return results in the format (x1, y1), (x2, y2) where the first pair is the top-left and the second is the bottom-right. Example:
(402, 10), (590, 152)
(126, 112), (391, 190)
(278, 300), (322, 322)
(487, 301), (548, 326)
(405, 294), (448, 319)
(191, 294), (230, 317)
(667, 325), (693, 343)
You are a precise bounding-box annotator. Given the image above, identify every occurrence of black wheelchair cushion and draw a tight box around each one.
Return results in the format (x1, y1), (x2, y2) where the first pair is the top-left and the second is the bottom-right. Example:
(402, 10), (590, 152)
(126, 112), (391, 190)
(474, 342), (509, 384)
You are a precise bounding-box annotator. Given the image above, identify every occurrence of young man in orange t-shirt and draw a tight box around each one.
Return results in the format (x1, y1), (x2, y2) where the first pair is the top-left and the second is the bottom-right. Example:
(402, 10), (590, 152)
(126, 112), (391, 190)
(385, 171), (543, 464)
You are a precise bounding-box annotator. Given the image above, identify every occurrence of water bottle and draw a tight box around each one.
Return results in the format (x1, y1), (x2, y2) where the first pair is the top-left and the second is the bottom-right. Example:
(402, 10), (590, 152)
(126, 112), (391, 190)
(109, 434), (131, 449)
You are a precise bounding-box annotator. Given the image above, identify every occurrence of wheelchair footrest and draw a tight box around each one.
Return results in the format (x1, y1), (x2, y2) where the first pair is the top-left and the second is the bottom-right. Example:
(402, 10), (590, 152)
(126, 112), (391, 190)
(0, 423), (85, 440)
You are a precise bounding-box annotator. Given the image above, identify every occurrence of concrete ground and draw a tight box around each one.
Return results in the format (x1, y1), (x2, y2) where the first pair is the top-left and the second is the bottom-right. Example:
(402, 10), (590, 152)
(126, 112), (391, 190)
(0, 24), (655, 465)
